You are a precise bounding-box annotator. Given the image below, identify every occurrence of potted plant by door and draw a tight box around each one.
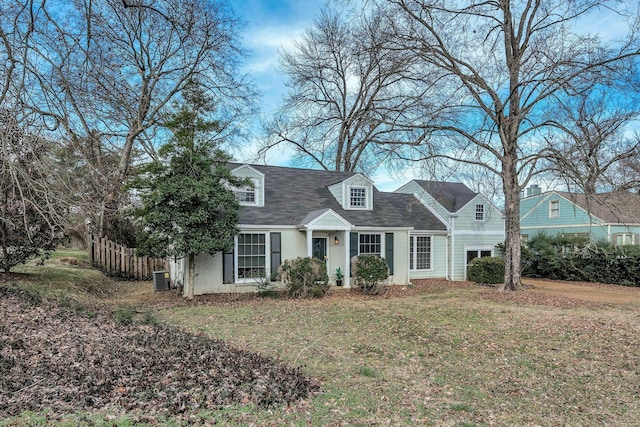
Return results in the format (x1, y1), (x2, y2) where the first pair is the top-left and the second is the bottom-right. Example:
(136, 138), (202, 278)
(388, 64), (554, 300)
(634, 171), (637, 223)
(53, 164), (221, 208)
(334, 267), (344, 286)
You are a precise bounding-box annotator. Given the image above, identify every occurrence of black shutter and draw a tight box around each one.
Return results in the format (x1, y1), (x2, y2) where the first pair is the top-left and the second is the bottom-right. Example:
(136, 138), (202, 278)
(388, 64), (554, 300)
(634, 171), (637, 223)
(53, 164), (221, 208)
(385, 232), (394, 275)
(222, 248), (234, 284)
(350, 232), (359, 259)
(350, 232), (359, 276)
(270, 232), (281, 279)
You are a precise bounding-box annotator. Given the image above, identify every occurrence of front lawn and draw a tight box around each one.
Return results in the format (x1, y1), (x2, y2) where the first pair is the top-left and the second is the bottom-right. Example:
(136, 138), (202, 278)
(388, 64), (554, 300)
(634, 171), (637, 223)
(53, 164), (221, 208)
(161, 282), (640, 426)
(3, 252), (639, 426)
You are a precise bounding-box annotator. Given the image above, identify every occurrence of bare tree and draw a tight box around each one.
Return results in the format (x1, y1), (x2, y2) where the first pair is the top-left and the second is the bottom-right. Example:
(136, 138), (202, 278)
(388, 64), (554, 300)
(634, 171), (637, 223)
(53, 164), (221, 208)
(10, 0), (253, 238)
(262, 7), (436, 173)
(543, 89), (640, 195)
(384, 0), (640, 290)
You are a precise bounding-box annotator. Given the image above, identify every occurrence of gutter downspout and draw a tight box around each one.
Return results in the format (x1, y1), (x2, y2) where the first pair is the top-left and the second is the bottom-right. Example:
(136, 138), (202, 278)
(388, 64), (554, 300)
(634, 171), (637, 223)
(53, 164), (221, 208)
(445, 226), (451, 281)
(450, 215), (456, 281)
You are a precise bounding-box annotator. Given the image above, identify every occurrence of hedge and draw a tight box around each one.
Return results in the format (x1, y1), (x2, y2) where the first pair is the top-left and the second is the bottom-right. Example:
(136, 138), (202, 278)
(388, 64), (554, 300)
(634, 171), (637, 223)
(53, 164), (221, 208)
(523, 234), (640, 287)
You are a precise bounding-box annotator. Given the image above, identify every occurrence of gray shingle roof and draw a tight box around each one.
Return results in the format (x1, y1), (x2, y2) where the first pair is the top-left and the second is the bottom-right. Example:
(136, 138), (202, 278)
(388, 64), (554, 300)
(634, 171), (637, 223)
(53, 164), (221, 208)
(230, 163), (447, 231)
(558, 191), (640, 224)
(412, 180), (478, 213)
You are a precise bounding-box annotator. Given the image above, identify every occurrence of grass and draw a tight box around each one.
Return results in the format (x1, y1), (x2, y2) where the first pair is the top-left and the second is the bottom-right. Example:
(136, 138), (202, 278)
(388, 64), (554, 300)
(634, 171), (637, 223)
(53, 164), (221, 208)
(160, 290), (640, 426)
(7, 248), (122, 308)
(3, 251), (640, 425)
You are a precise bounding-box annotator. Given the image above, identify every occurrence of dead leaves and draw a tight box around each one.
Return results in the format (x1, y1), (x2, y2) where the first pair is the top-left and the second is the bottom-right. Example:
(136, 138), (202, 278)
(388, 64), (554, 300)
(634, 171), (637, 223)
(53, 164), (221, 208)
(0, 284), (320, 421)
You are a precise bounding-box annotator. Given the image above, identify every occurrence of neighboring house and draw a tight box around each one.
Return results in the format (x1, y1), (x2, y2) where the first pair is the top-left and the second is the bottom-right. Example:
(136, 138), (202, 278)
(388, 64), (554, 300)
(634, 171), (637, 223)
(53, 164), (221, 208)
(520, 187), (640, 245)
(395, 180), (505, 281)
(170, 164), (504, 295)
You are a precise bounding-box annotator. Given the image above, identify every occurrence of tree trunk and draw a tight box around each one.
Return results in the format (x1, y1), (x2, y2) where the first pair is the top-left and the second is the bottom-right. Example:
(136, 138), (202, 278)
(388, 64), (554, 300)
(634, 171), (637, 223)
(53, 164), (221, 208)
(501, 158), (522, 291)
(187, 253), (195, 299)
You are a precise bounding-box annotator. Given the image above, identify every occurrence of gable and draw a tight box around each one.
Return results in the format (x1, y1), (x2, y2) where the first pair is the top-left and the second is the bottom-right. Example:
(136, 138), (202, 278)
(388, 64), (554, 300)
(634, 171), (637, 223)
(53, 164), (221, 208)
(558, 191), (640, 224)
(328, 173), (374, 211)
(231, 164), (265, 207)
(520, 192), (600, 227)
(299, 209), (352, 230)
(454, 193), (504, 230)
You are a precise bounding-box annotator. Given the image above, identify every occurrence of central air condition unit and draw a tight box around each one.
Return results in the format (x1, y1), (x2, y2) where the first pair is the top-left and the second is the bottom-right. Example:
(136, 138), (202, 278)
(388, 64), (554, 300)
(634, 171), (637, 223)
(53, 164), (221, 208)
(153, 270), (170, 291)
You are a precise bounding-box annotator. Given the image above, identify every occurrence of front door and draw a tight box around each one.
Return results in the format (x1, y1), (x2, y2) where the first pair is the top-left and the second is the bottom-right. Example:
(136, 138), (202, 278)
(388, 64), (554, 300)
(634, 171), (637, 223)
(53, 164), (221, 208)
(312, 237), (327, 262)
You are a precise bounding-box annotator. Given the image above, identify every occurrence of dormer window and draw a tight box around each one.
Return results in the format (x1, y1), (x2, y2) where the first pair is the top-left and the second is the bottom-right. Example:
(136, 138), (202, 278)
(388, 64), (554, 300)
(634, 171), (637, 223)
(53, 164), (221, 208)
(236, 185), (255, 204)
(349, 186), (367, 208)
(234, 178), (259, 206)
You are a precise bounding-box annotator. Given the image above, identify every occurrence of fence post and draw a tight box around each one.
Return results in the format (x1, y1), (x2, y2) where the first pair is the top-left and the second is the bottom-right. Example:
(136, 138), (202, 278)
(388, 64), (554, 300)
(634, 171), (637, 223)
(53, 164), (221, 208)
(88, 234), (94, 267)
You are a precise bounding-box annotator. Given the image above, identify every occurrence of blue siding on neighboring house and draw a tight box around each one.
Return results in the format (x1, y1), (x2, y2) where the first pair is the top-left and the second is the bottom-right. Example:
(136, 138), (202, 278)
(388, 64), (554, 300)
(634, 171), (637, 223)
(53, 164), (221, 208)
(520, 191), (640, 244)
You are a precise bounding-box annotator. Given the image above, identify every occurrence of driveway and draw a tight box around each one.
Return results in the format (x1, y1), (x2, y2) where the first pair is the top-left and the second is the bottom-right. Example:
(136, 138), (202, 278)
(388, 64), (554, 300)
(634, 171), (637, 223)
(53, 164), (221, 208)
(523, 278), (640, 307)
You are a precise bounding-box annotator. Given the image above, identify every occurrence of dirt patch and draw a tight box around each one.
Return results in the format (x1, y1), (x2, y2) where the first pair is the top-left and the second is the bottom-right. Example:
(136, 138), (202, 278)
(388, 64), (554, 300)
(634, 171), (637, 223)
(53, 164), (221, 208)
(0, 283), (320, 423)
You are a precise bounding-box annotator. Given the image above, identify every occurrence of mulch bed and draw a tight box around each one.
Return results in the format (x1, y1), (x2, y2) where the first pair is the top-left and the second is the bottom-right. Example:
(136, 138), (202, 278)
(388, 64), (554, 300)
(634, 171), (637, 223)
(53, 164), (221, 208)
(0, 283), (320, 423)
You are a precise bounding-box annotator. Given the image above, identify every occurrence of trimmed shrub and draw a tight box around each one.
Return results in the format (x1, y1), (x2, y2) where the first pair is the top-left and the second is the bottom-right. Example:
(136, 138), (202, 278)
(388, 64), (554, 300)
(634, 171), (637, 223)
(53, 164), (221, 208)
(279, 257), (329, 298)
(467, 256), (505, 284)
(352, 255), (389, 295)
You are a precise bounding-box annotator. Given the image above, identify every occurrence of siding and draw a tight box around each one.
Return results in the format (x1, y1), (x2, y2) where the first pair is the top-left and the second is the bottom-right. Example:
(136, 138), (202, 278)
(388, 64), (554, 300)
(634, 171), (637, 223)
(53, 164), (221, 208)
(313, 214), (349, 228)
(520, 192), (609, 240)
(454, 195), (504, 232)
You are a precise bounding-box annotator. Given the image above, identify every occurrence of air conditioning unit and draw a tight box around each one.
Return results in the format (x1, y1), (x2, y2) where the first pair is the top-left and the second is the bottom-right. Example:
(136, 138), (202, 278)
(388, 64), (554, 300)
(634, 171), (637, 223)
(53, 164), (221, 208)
(153, 270), (170, 291)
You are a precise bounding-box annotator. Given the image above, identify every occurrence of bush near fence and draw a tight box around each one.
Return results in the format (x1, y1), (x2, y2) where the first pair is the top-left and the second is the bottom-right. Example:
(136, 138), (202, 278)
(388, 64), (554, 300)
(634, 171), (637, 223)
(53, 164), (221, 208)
(89, 235), (168, 280)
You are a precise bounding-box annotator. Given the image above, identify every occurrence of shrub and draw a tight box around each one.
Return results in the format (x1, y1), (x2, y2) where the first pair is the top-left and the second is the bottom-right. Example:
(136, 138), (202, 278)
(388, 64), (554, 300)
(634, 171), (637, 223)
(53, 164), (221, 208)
(523, 234), (640, 286)
(467, 256), (505, 284)
(279, 257), (329, 298)
(353, 255), (389, 295)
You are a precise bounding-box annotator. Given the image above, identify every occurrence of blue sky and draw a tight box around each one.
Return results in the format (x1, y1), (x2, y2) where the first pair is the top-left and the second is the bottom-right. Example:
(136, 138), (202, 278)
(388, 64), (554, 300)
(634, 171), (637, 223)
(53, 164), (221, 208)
(236, 0), (322, 115)
(230, 1), (637, 194)
(231, 0), (406, 189)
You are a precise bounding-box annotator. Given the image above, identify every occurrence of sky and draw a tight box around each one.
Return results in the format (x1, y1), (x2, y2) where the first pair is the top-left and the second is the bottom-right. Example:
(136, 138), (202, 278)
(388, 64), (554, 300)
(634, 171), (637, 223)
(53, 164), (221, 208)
(235, 0), (317, 115)
(232, 0), (408, 191)
(230, 1), (638, 194)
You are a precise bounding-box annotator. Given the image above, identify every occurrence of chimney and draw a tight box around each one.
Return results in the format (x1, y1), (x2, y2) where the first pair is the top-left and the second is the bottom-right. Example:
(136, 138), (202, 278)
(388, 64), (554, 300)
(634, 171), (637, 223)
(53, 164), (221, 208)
(526, 184), (541, 197)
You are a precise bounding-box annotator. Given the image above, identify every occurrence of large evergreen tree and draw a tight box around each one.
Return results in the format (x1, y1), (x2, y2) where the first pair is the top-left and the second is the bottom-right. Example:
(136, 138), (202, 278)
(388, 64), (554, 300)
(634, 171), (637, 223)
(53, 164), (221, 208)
(131, 81), (246, 299)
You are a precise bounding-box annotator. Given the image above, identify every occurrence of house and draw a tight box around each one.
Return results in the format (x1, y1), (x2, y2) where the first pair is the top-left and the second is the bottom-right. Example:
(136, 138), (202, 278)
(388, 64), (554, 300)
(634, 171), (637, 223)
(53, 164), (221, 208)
(520, 187), (640, 245)
(169, 164), (505, 295)
(395, 180), (505, 281)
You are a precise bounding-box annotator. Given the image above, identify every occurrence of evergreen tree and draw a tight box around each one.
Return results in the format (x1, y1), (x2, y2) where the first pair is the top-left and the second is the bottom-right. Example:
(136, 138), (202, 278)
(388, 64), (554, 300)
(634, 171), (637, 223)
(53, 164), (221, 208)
(131, 80), (246, 298)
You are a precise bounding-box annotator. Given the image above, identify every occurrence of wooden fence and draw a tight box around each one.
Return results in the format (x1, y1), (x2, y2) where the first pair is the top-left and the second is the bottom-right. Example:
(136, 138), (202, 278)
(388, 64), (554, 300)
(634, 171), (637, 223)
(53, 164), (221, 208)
(89, 235), (168, 280)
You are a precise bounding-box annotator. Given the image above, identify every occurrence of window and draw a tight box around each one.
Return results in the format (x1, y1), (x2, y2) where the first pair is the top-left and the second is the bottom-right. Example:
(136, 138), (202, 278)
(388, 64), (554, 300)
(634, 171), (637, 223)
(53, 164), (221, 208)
(237, 233), (266, 279)
(466, 249), (492, 266)
(475, 204), (485, 221)
(349, 186), (367, 208)
(615, 233), (635, 246)
(359, 233), (381, 255)
(410, 236), (431, 270)
(549, 200), (559, 218)
(235, 185), (255, 204)
(235, 179), (257, 206)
